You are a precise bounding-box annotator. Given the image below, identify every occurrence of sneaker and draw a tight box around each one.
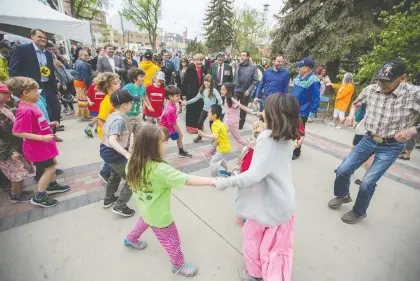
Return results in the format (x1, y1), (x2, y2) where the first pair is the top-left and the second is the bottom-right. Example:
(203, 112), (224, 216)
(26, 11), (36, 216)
(67, 109), (75, 115)
(8, 190), (34, 203)
(56, 168), (64, 176)
(238, 268), (263, 281)
(103, 195), (119, 208)
(326, 122), (336, 126)
(328, 195), (352, 209)
(84, 128), (94, 138)
(178, 150), (192, 158)
(335, 126), (341, 129)
(172, 263), (198, 277)
(124, 238), (148, 250)
(46, 181), (71, 195)
(219, 170), (232, 177)
(292, 154), (300, 160)
(112, 206), (135, 217)
(31, 194), (58, 208)
(62, 108), (69, 114)
(341, 210), (367, 224)
(98, 171), (109, 184)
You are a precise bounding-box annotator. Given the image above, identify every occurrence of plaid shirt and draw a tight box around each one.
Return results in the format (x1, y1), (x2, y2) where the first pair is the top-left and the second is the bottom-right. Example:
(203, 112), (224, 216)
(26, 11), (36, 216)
(353, 83), (420, 138)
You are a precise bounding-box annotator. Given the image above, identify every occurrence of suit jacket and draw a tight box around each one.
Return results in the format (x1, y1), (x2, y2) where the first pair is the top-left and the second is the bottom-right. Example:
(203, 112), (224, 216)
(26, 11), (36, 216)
(162, 60), (175, 84)
(181, 64), (208, 98)
(9, 43), (57, 92)
(211, 62), (233, 85)
(97, 55), (125, 74)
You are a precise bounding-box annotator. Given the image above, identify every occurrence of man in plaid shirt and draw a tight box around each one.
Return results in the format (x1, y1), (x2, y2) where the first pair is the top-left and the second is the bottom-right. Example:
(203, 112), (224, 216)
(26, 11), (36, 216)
(328, 60), (420, 224)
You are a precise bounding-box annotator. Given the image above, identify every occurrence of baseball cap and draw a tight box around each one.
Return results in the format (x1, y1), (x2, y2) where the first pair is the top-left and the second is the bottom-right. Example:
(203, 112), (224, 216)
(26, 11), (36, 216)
(374, 60), (407, 82)
(110, 89), (133, 106)
(216, 52), (225, 58)
(0, 83), (9, 93)
(155, 71), (166, 81)
(296, 58), (315, 68)
(144, 50), (153, 60)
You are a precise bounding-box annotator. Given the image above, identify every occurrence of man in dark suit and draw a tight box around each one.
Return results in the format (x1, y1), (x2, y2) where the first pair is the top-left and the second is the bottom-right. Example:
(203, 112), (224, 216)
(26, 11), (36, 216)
(9, 28), (61, 123)
(211, 52), (233, 92)
(90, 47), (104, 72)
(97, 44), (125, 74)
(162, 50), (175, 85)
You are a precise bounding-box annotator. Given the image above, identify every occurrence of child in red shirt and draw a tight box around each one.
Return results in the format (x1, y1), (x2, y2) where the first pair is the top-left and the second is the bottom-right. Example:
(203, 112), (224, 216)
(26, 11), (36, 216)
(85, 83), (106, 138)
(145, 72), (166, 124)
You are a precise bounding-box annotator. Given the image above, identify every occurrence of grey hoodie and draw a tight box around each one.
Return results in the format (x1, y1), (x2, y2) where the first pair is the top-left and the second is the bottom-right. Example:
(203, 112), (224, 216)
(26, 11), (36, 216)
(215, 129), (296, 227)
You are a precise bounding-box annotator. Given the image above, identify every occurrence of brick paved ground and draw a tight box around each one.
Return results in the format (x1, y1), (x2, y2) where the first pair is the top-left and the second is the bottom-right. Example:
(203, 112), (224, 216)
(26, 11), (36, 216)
(1, 128), (419, 232)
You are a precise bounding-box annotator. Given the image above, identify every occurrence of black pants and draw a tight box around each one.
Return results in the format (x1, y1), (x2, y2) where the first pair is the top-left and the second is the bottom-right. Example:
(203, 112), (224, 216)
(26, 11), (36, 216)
(293, 117), (308, 156)
(198, 110), (213, 131)
(235, 91), (249, 129)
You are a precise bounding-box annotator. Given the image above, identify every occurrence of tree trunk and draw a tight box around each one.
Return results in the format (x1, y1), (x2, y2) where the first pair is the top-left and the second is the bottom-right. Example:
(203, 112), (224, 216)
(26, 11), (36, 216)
(326, 60), (340, 82)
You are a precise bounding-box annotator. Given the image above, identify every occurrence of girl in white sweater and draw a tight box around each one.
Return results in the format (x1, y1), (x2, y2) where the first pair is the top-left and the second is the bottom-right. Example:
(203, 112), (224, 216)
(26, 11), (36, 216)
(216, 94), (299, 281)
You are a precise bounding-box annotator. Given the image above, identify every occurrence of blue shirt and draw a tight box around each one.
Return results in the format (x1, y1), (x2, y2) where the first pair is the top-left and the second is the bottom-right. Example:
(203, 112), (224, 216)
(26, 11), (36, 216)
(33, 43), (48, 82)
(255, 67), (290, 97)
(187, 88), (223, 112)
(291, 72), (321, 118)
(172, 57), (180, 72)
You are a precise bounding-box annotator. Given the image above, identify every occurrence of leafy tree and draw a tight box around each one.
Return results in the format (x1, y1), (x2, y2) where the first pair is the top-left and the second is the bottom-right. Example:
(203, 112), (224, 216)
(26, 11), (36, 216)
(271, 0), (414, 81)
(232, 6), (266, 62)
(41, 0), (109, 20)
(121, 0), (162, 52)
(186, 38), (206, 55)
(203, 0), (235, 52)
(357, 1), (420, 84)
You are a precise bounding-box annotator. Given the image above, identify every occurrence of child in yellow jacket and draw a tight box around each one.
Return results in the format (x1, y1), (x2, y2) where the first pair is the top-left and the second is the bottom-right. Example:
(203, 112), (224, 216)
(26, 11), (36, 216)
(327, 73), (355, 129)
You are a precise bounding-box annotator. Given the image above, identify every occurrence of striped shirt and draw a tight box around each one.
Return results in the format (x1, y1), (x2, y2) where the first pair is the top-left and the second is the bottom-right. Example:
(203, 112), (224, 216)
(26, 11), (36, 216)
(353, 83), (420, 138)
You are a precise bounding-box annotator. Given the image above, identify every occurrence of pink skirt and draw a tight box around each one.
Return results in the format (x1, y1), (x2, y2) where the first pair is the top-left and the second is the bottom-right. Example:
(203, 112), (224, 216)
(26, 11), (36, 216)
(0, 157), (34, 182)
(243, 216), (295, 281)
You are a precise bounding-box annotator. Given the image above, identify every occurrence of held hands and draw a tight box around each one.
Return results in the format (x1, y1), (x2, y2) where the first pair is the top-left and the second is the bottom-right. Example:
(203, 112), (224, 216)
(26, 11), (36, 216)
(49, 121), (59, 127)
(42, 134), (55, 142)
(124, 152), (132, 160)
(395, 127), (417, 143)
(343, 115), (355, 127)
(197, 130), (203, 137)
(11, 151), (21, 160)
(244, 90), (250, 97)
(253, 98), (259, 104)
(148, 106), (155, 112)
(88, 101), (95, 106)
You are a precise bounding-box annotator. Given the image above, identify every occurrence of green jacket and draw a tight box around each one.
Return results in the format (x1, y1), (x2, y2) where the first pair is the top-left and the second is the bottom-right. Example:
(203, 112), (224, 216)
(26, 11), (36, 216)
(0, 56), (9, 83)
(210, 62), (233, 86)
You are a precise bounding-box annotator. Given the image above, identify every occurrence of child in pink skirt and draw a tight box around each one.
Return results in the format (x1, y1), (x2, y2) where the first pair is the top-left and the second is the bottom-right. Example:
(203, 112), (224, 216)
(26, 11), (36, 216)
(216, 94), (298, 281)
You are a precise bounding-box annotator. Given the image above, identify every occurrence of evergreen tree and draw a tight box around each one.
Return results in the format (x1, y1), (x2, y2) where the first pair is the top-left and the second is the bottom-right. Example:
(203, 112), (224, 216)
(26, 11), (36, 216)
(203, 0), (235, 52)
(271, 0), (414, 80)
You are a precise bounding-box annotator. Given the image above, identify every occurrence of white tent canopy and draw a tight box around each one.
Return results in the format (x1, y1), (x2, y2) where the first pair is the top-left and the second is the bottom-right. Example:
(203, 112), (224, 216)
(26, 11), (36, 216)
(0, 0), (92, 44)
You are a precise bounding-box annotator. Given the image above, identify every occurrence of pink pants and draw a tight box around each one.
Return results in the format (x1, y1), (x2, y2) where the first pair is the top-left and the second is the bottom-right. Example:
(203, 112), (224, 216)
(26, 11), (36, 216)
(127, 217), (185, 268)
(243, 216), (295, 281)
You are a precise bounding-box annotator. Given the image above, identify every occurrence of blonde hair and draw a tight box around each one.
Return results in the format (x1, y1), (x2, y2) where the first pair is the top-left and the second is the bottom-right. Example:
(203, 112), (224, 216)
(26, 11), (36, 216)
(193, 53), (203, 60)
(79, 50), (88, 58)
(5, 77), (38, 98)
(93, 72), (120, 94)
(252, 120), (267, 139)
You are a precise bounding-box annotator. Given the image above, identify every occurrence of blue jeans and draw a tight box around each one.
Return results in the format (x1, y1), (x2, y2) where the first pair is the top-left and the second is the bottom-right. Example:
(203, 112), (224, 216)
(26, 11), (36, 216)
(101, 163), (111, 177)
(334, 136), (405, 216)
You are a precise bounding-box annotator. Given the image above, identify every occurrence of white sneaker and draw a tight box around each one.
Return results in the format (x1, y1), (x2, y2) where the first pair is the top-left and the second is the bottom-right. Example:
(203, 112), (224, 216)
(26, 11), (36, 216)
(326, 122), (335, 126)
(67, 110), (75, 115)
(335, 126), (341, 129)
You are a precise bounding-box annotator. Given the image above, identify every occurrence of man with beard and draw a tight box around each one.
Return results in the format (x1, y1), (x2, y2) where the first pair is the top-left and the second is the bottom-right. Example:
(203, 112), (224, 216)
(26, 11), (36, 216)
(234, 51), (259, 129)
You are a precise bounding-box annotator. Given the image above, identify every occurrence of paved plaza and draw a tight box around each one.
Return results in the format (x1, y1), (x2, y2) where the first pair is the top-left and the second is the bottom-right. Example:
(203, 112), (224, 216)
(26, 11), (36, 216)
(0, 112), (420, 281)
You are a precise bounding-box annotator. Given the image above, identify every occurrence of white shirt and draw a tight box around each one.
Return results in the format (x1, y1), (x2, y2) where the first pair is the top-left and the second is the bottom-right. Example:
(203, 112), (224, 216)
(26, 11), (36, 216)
(217, 63), (224, 85)
(107, 55), (116, 72)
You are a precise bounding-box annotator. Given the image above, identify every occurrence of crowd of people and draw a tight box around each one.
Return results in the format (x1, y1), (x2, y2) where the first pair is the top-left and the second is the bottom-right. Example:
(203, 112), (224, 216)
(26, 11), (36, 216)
(0, 27), (419, 281)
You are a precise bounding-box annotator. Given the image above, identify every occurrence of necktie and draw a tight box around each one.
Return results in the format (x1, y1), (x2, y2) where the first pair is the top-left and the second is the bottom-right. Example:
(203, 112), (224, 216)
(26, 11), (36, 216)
(217, 64), (222, 85)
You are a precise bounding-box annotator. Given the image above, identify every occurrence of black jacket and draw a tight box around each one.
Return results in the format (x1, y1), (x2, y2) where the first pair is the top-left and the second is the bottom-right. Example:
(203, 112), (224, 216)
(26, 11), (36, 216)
(181, 64), (208, 98)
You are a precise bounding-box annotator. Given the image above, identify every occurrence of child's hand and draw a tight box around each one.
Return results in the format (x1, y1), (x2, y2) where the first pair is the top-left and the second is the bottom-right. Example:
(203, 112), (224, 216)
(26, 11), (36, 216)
(42, 134), (55, 142)
(197, 130), (203, 137)
(11, 151), (21, 160)
(296, 137), (304, 148)
(212, 177), (217, 187)
(88, 101), (95, 106)
(148, 106), (155, 112)
(181, 101), (187, 106)
(49, 121), (59, 127)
